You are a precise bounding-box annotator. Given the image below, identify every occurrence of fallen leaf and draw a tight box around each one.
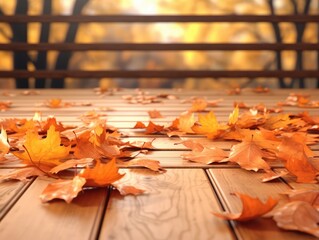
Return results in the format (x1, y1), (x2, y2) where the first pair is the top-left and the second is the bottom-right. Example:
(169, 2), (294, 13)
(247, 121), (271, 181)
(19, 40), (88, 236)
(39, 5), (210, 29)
(213, 192), (277, 221)
(145, 121), (164, 134)
(283, 189), (319, 211)
(0, 167), (47, 182)
(127, 158), (166, 173)
(80, 158), (124, 187)
(192, 111), (225, 139)
(0, 128), (10, 155)
(113, 184), (145, 196)
(148, 110), (164, 118)
(277, 135), (318, 183)
(181, 146), (228, 164)
(49, 158), (94, 174)
(133, 121), (146, 129)
(189, 98), (208, 112)
(227, 139), (271, 172)
(40, 176), (86, 203)
(177, 112), (196, 133)
(273, 201), (319, 237)
(0, 101), (12, 111)
(13, 126), (70, 167)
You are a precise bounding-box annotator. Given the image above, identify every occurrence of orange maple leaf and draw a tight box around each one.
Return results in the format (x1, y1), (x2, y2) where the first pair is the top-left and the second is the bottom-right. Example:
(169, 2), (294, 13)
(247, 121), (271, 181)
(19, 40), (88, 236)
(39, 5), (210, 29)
(213, 192), (277, 221)
(13, 126), (70, 167)
(40, 176), (86, 203)
(181, 146), (228, 164)
(277, 135), (318, 183)
(227, 138), (271, 172)
(145, 121), (164, 134)
(79, 158), (124, 187)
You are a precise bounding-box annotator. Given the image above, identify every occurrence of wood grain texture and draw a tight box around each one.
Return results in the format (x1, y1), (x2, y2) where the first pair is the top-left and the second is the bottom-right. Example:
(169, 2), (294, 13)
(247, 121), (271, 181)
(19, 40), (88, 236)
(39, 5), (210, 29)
(99, 168), (234, 240)
(0, 169), (33, 220)
(0, 176), (108, 240)
(207, 168), (318, 240)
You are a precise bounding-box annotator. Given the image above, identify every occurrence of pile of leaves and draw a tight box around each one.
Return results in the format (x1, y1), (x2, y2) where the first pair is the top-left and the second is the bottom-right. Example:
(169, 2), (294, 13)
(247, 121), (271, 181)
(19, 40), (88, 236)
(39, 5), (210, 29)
(135, 106), (319, 183)
(0, 114), (164, 203)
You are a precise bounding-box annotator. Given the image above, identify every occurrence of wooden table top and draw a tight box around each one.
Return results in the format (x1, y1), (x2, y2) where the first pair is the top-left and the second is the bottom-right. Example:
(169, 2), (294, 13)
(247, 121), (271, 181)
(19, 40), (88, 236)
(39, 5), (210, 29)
(0, 88), (318, 240)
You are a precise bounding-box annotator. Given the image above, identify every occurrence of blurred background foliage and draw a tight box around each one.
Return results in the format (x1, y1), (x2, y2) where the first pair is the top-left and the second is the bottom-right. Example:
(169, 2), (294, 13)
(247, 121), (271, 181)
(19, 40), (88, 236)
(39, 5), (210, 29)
(0, 0), (318, 89)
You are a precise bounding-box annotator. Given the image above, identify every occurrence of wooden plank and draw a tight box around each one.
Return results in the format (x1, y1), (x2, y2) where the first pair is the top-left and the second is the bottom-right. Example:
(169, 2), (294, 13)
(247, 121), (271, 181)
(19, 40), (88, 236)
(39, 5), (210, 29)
(207, 168), (317, 240)
(0, 176), (108, 240)
(99, 168), (235, 240)
(0, 14), (318, 23)
(1, 70), (319, 79)
(2, 43), (319, 51)
(0, 169), (33, 220)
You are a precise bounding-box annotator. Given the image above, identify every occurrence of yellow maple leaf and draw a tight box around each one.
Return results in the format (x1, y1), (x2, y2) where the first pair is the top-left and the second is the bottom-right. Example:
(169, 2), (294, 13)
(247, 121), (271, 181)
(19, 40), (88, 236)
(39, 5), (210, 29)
(192, 111), (226, 139)
(178, 112), (195, 133)
(0, 127), (10, 155)
(13, 125), (70, 167)
(228, 105), (239, 125)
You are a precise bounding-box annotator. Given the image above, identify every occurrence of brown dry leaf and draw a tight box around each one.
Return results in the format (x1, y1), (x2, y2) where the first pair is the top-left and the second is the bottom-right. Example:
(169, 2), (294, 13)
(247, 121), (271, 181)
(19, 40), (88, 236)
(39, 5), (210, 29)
(148, 110), (164, 119)
(273, 201), (319, 237)
(277, 135), (318, 183)
(261, 169), (289, 182)
(13, 126), (70, 167)
(0, 167), (47, 182)
(284, 189), (319, 210)
(127, 158), (166, 173)
(73, 131), (102, 159)
(40, 176), (86, 203)
(227, 139), (271, 172)
(113, 184), (145, 196)
(49, 158), (94, 174)
(181, 147), (228, 164)
(80, 158), (124, 187)
(0, 101), (12, 111)
(0, 128), (10, 155)
(213, 192), (278, 221)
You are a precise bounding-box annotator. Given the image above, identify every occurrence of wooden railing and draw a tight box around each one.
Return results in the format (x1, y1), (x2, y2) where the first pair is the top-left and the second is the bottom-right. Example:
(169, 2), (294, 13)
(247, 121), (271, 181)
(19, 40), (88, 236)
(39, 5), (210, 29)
(0, 14), (318, 88)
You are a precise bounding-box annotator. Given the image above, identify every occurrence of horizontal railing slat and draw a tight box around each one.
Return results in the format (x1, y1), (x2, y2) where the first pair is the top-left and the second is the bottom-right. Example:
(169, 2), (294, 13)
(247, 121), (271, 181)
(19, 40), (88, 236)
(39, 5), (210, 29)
(1, 43), (318, 51)
(1, 70), (319, 79)
(0, 15), (318, 23)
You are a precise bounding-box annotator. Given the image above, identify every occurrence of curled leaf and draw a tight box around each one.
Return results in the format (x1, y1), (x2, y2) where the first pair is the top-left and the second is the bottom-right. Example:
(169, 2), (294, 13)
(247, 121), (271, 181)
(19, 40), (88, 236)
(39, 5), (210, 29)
(213, 192), (278, 221)
(40, 176), (86, 203)
(273, 201), (319, 237)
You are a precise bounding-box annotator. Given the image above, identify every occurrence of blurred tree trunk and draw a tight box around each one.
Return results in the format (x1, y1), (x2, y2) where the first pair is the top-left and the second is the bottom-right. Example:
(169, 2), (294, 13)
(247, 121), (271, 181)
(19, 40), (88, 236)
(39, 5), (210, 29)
(35, 0), (52, 88)
(51, 0), (89, 88)
(12, 0), (29, 88)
